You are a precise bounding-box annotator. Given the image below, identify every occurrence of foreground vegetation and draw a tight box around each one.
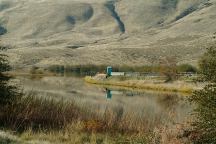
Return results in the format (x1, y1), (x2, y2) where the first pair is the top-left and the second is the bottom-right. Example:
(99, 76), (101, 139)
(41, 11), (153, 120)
(189, 46), (216, 143)
(1, 92), (191, 144)
(0, 94), (150, 143)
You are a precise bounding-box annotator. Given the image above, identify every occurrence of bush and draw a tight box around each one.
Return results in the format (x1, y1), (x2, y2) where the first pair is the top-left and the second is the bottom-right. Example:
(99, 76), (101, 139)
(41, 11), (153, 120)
(177, 64), (197, 73)
(159, 56), (178, 82)
(189, 46), (216, 143)
(0, 46), (21, 105)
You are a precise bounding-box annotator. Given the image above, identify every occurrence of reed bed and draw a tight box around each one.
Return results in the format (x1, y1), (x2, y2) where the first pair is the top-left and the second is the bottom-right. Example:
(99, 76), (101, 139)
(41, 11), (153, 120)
(0, 92), (152, 143)
(10, 96), (156, 134)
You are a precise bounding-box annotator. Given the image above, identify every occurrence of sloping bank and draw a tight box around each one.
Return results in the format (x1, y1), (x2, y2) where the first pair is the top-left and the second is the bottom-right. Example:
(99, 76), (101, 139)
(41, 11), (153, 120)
(84, 76), (200, 94)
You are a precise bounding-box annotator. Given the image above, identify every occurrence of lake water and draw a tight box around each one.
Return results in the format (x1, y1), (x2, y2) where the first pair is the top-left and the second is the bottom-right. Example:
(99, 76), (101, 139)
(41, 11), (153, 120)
(16, 75), (192, 132)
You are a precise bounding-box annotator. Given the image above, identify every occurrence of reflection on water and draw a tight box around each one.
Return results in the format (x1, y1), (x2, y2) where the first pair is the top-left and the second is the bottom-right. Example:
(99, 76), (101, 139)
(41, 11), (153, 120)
(106, 89), (112, 99)
(16, 75), (192, 131)
(105, 89), (139, 99)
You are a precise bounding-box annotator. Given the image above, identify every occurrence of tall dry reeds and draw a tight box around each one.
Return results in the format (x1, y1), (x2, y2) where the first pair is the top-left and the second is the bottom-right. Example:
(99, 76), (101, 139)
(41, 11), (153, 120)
(0, 91), (153, 134)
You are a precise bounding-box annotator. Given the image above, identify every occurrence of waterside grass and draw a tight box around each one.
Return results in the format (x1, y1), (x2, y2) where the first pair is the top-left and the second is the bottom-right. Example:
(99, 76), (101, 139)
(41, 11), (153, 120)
(0, 92), (151, 143)
(84, 76), (197, 94)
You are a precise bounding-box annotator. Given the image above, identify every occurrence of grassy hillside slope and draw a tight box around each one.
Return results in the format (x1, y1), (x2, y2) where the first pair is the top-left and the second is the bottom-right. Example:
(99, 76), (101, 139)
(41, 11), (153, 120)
(0, 0), (216, 67)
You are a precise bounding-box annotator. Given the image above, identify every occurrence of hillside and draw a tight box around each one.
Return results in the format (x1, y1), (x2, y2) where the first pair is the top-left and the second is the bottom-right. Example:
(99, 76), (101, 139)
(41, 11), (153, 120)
(0, 0), (216, 67)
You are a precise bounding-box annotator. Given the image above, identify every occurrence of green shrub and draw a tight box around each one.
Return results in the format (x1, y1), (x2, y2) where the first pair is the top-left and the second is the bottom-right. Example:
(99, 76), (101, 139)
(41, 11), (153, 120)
(189, 46), (216, 143)
(177, 64), (197, 73)
(0, 46), (22, 105)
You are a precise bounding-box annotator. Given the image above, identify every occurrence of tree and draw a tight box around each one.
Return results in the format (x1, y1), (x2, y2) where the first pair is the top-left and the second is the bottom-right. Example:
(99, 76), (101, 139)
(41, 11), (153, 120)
(189, 46), (216, 143)
(0, 46), (21, 105)
(159, 56), (178, 82)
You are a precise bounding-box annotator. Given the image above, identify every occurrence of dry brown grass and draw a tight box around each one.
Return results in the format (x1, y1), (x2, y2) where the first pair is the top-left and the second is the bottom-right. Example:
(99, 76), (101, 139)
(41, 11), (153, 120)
(0, 92), (151, 143)
(0, 88), (191, 143)
(150, 124), (190, 144)
(85, 76), (196, 94)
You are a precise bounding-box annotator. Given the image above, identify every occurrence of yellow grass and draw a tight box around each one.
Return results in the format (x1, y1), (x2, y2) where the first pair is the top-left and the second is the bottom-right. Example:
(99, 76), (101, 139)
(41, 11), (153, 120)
(84, 76), (196, 94)
(19, 124), (148, 144)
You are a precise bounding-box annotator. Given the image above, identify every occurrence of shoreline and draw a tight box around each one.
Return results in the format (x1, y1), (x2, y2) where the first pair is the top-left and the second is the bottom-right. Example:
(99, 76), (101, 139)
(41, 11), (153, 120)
(84, 76), (200, 94)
